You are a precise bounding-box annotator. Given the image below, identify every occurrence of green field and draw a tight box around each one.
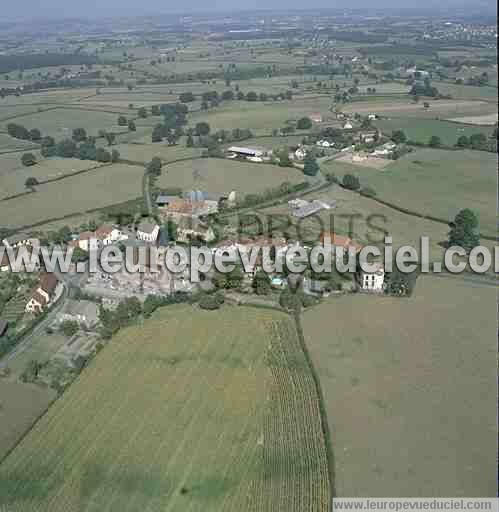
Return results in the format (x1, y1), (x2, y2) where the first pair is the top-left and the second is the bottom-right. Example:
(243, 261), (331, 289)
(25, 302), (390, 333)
(113, 143), (203, 164)
(322, 148), (497, 235)
(433, 82), (499, 101)
(374, 117), (494, 146)
(189, 97), (333, 135)
(302, 276), (497, 496)
(0, 305), (330, 511)
(0, 379), (56, 462)
(157, 158), (306, 196)
(0, 163), (144, 229)
(0, 158), (108, 199)
(0, 108), (124, 141)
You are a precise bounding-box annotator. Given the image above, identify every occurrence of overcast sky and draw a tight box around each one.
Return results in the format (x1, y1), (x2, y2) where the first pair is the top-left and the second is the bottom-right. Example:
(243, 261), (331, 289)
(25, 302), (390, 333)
(3, 0), (497, 20)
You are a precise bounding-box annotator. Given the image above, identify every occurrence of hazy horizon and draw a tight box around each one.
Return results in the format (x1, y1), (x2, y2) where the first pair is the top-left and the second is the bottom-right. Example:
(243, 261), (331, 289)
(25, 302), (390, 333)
(2, 0), (497, 22)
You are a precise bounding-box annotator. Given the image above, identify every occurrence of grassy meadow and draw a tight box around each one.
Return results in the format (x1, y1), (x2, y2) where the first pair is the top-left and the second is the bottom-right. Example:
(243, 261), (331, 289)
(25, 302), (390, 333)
(374, 117), (494, 146)
(302, 276), (497, 496)
(158, 158), (306, 196)
(322, 148), (497, 235)
(0, 163), (144, 229)
(0, 305), (330, 511)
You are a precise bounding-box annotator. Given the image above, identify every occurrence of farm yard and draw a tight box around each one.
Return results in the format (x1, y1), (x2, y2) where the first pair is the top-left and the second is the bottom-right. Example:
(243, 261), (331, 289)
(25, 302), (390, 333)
(322, 148), (497, 236)
(0, 163), (144, 229)
(0, 305), (331, 511)
(302, 276), (497, 497)
(157, 158), (306, 196)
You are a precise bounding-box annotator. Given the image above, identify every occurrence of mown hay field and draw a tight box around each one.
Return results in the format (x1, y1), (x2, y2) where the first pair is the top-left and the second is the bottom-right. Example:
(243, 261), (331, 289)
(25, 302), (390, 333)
(0, 305), (330, 512)
(302, 276), (497, 496)
(322, 148), (497, 235)
(0, 163), (144, 229)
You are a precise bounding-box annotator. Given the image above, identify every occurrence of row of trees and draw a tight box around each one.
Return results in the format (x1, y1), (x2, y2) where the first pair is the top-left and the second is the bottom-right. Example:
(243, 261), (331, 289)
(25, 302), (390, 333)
(7, 123), (43, 141)
(179, 89), (294, 107)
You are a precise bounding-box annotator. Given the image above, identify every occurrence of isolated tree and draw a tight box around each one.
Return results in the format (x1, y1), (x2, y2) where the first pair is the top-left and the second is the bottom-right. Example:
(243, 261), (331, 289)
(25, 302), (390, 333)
(303, 154), (320, 176)
(127, 120), (136, 131)
(391, 130), (407, 144)
(252, 270), (271, 295)
(278, 149), (291, 167)
(195, 122), (210, 136)
(448, 209), (480, 252)
(469, 133), (487, 150)
(21, 153), (36, 167)
(297, 117), (313, 130)
(151, 105), (160, 116)
(29, 128), (42, 141)
(138, 107), (148, 118)
(25, 177), (39, 189)
(456, 135), (470, 148)
(428, 135), (441, 147)
(72, 127), (87, 142)
(56, 139), (77, 158)
(342, 174), (361, 191)
(246, 91), (258, 102)
(105, 133), (116, 146)
(152, 125), (163, 143)
(222, 90), (234, 101)
(117, 115), (128, 126)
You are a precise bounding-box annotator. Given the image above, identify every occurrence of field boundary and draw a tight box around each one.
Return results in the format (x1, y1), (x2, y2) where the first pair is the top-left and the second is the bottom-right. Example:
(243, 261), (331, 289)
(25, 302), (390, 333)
(293, 310), (336, 502)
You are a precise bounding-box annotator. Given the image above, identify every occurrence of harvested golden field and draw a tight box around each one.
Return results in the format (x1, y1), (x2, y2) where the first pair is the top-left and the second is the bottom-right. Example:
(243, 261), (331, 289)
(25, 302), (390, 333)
(302, 276), (497, 496)
(0, 305), (331, 511)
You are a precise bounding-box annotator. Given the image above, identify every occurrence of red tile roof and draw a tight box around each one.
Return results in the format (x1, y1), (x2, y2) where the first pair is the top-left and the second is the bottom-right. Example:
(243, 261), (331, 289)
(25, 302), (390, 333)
(320, 232), (363, 253)
(40, 273), (58, 295)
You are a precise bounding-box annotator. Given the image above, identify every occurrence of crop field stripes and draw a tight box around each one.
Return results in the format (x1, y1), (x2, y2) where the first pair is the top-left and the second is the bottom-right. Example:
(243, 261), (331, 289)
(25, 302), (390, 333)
(0, 307), (331, 512)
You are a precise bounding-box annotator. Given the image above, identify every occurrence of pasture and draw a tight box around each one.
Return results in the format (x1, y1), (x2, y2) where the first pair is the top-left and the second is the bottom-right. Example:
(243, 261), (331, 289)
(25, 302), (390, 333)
(0, 379), (56, 462)
(302, 276), (497, 496)
(0, 158), (108, 199)
(157, 158), (306, 196)
(113, 143), (203, 164)
(322, 148), (497, 235)
(0, 108), (123, 141)
(189, 96), (333, 135)
(374, 117), (494, 146)
(0, 305), (330, 511)
(0, 163), (144, 229)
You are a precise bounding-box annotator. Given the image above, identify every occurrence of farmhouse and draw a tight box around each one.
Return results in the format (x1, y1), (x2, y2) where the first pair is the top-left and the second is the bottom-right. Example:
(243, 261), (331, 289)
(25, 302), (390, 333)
(70, 231), (100, 252)
(95, 224), (128, 245)
(372, 141), (396, 157)
(2, 233), (38, 249)
(320, 232), (363, 254)
(155, 194), (179, 208)
(309, 113), (323, 123)
(360, 266), (385, 292)
(316, 140), (333, 148)
(136, 222), (160, 243)
(356, 130), (378, 144)
(25, 272), (60, 313)
(294, 147), (307, 160)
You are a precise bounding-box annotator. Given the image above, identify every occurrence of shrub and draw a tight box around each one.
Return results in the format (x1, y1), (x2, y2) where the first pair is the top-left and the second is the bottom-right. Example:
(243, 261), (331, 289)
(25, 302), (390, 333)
(199, 294), (222, 310)
(21, 153), (36, 167)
